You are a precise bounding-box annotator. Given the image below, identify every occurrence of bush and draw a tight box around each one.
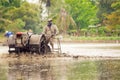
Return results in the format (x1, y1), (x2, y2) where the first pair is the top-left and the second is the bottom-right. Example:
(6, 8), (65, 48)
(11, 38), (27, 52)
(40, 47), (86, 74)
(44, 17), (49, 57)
(98, 26), (106, 36)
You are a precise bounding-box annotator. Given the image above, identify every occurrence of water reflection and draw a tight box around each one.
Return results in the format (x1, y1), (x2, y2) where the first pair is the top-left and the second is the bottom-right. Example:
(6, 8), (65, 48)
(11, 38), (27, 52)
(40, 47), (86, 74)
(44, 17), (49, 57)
(8, 60), (60, 80)
(0, 59), (120, 80)
(8, 61), (51, 80)
(98, 60), (120, 80)
(0, 58), (70, 80)
(0, 64), (8, 80)
(68, 60), (120, 80)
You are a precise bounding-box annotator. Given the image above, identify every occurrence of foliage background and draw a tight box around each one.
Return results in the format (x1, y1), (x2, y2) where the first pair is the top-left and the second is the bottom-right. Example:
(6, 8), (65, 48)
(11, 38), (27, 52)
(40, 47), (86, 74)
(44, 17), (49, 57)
(0, 0), (120, 36)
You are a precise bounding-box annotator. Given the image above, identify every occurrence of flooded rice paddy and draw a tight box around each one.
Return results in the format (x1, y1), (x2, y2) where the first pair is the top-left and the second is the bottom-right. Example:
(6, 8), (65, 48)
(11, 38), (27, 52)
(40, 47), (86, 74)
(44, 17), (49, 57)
(0, 43), (120, 80)
(61, 43), (120, 57)
(0, 56), (120, 80)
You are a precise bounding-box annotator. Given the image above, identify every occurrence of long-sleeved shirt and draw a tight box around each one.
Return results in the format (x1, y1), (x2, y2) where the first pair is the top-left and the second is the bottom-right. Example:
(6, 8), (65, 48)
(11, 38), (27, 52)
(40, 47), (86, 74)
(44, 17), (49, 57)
(43, 24), (59, 37)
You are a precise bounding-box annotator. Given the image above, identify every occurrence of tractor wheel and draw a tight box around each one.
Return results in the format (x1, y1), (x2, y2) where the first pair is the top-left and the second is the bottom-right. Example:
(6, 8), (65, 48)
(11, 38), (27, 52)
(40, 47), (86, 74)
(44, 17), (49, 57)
(15, 47), (20, 54)
(39, 41), (46, 54)
(39, 35), (46, 54)
(39, 43), (51, 54)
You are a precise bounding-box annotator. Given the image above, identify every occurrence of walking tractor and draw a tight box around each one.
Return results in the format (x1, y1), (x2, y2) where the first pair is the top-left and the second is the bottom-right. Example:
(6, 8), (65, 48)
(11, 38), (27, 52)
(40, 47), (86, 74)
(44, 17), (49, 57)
(7, 32), (61, 54)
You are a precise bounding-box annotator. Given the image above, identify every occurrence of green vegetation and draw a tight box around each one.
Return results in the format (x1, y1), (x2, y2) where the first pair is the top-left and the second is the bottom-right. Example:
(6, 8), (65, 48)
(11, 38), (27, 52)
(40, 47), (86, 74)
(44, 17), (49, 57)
(69, 36), (120, 41)
(0, 0), (120, 38)
(65, 0), (98, 29)
(0, 0), (39, 33)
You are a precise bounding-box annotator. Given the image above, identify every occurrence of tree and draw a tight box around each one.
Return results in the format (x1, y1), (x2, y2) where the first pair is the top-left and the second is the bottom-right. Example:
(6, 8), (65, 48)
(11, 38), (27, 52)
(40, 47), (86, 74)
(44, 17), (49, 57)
(96, 0), (118, 23)
(104, 1), (120, 31)
(0, 0), (21, 7)
(7, 19), (25, 32)
(0, 0), (39, 33)
(65, 0), (98, 29)
(56, 8), (76, 34)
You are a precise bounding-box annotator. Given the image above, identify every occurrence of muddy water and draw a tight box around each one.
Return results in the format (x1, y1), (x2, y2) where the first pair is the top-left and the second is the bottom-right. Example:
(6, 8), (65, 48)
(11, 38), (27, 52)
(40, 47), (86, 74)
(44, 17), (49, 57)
(0, 57), (72, 80)
(61, 43), (120, 57)
(0, 57), (120, 80)
(0, 43), (120, 80)
(1, 43), (120, 57)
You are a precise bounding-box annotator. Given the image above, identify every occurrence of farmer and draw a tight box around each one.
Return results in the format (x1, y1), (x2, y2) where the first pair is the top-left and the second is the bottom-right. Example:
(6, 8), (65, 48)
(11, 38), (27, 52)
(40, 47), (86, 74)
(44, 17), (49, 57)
(43, 18), (59, 50)
(4, 31), (14, 46)
(4, 31), (13, 38)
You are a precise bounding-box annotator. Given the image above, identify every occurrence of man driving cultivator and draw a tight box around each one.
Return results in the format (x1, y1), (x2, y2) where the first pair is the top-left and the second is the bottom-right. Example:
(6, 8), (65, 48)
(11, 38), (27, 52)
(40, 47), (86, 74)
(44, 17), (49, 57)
(5, 19), (59, 54)
(43, 18), (59, 50)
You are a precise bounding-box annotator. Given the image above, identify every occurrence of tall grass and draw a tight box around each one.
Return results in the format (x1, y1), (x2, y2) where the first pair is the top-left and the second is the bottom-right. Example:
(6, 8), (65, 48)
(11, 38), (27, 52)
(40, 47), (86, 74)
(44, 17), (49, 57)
(69, 36), (120, 40)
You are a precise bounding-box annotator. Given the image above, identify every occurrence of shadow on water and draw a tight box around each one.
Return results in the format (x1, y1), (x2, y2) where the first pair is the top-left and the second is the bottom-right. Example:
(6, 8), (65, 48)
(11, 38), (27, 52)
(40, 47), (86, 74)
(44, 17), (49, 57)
(0, 58), (120, 80)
